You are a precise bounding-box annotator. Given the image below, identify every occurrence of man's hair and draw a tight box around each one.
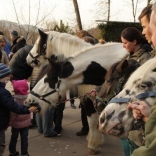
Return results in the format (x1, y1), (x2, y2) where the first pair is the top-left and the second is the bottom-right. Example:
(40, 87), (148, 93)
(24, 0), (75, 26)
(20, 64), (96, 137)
(138, 4), (152, 22)
(0, 31), (4, 35)
(152, 2), (156, 26)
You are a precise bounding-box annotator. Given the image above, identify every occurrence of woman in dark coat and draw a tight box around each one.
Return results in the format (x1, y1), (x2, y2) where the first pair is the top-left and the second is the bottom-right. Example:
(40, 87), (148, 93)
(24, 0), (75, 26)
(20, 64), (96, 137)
(9, 45), (33, 80)
(9, 31), (26, 60)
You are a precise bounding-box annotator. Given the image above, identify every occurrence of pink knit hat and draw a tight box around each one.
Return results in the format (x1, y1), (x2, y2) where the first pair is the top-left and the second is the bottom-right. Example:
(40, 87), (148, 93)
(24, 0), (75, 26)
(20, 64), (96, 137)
(12, 79), (29, 95)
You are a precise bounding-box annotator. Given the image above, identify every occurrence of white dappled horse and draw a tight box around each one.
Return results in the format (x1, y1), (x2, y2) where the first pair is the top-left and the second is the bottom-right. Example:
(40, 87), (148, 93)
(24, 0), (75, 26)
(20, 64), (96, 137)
(99, 57), (156, 138)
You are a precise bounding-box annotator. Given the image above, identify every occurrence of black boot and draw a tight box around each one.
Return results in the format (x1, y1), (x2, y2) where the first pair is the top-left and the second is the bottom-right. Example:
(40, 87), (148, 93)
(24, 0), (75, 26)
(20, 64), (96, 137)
(76, 103), (89, 136)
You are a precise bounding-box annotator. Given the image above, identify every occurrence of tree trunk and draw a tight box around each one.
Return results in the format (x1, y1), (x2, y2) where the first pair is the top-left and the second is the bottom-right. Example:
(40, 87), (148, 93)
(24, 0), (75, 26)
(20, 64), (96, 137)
(131, 0), (139, 22)
(72, 0), (82, 30)
(107, 0), (111, 21)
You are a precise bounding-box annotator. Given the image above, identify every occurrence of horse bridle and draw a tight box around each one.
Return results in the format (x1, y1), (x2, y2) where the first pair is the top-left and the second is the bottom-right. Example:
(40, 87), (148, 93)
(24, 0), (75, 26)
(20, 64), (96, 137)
(109, 91), (156, 104)
(30, 77), (62, 105)
(29, 62), (65, 105)
(29, 44), (47, 65)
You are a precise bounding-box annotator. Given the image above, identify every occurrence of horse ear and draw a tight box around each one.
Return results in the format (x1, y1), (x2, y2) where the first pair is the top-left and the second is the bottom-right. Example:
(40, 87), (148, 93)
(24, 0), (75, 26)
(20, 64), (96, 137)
(47, 56), (57, 67)
(38, 29), (47, 38)
(116, 60), (128, 72)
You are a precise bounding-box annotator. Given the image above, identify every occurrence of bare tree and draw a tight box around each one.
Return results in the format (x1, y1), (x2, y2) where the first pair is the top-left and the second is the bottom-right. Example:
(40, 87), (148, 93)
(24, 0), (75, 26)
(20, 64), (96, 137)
(93, 0), (111, 22)
(72, 0), (82, 30)
(131, 0), (139, 22)
(107, 0), (111, 21)
(6, 0), (56, 44)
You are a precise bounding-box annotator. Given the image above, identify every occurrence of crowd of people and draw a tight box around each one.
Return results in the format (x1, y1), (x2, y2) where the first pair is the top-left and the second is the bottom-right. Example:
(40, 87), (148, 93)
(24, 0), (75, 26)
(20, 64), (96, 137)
(1, 2), (156, 156)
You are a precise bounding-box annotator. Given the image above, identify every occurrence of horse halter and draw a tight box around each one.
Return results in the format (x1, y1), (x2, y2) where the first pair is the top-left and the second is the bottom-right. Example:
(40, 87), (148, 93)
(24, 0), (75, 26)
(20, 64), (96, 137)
(109, 91), (156, 104)
(29, 44), (47, 65)
(30, 77), (62, 105)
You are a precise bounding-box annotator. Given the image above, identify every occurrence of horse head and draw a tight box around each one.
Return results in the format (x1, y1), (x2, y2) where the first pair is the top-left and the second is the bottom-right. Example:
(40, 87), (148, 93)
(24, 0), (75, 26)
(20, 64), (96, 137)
(27, 29), (48, 67)
(25, 54), (69, 107)
(98, 58), (156, 138)
(95, 59), (140, 114)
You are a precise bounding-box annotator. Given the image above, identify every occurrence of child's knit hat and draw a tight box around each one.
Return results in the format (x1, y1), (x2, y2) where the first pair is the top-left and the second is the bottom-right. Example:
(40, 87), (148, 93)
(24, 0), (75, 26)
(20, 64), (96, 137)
(0, 63), (11, 79)
(12, 79), (29, 95)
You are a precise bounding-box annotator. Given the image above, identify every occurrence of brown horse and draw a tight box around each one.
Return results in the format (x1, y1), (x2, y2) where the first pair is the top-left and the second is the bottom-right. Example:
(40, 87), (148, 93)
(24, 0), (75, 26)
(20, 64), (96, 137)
(94, 59), (140, 114)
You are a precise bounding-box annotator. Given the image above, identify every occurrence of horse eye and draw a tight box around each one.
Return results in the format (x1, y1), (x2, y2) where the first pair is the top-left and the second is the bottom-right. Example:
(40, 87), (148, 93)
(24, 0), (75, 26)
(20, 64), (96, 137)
(43, 44), (46, 48)
(140, 84), (147, 88)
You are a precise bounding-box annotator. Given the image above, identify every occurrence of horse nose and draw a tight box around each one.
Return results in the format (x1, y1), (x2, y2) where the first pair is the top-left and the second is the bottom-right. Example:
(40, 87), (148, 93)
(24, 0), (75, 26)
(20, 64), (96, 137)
(24, 99), (34, 106)
(99, 113), (105, 124)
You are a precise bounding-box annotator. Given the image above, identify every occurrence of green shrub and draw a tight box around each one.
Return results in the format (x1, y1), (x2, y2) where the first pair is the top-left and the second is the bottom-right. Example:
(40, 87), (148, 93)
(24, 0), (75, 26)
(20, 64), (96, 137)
(98, 22), (142, 42)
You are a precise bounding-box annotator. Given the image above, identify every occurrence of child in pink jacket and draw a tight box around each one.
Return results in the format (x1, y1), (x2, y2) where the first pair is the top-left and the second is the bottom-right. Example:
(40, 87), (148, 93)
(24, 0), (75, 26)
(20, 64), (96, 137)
(9, 80), (31, 156)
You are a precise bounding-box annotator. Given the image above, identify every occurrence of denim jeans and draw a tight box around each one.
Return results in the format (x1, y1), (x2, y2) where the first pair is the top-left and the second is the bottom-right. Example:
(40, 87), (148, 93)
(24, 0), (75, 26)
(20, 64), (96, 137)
(0, 130), (5, 156)
(9, 127), (29, 155)
(36, 105), (56, 137)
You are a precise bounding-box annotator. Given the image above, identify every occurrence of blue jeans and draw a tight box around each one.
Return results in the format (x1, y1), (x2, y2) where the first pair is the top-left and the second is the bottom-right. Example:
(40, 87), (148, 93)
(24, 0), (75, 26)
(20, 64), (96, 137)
(0, 130), (5, 156)
(9, 127), (29, 155)
(36, 106), (56, 137)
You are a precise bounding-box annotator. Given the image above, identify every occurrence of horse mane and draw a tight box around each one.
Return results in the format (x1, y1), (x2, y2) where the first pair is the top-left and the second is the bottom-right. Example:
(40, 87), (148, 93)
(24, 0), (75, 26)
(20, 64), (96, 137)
(124, 57), (156, 89)
(46, 31), (92, 57)
(105, 59), (140, 82)
(98, 59), (140, 99)
(37, 54), (69, 89)
(68, 42), (123, 57)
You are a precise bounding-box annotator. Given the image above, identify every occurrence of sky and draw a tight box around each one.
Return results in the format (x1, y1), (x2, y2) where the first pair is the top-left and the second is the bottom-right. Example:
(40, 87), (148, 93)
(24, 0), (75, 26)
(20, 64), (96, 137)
(0, 0), (151, 29)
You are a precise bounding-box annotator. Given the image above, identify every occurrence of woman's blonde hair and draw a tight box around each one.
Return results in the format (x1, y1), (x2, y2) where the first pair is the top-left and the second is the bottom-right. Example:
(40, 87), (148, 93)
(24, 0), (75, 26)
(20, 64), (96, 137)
(0, 35), (6, 42)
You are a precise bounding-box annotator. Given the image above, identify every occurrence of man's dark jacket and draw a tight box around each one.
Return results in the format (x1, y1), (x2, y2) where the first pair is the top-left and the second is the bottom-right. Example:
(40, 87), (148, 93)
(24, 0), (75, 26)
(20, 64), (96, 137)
(9, 45), (33, 80)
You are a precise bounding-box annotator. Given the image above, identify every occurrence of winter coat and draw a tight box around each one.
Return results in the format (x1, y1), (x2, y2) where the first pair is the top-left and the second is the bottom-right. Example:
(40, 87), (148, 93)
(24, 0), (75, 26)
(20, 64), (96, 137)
(131, 101), (156, 156)
(9, 45), (33, 80)
(0, 82), (30, 131)
(9, 96), (31, 128)
(0, 50), (9, 65)
(149, 49), (156, 58)
(124, 44), (151, 65)
(11, 36), (26, 54)
(4, 40), (11, 56)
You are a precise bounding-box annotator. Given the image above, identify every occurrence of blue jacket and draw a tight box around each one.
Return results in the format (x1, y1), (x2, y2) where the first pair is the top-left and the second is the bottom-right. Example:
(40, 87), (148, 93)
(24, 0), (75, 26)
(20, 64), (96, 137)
(4, 40), (11, 56)
(0, 82), (29, 131)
